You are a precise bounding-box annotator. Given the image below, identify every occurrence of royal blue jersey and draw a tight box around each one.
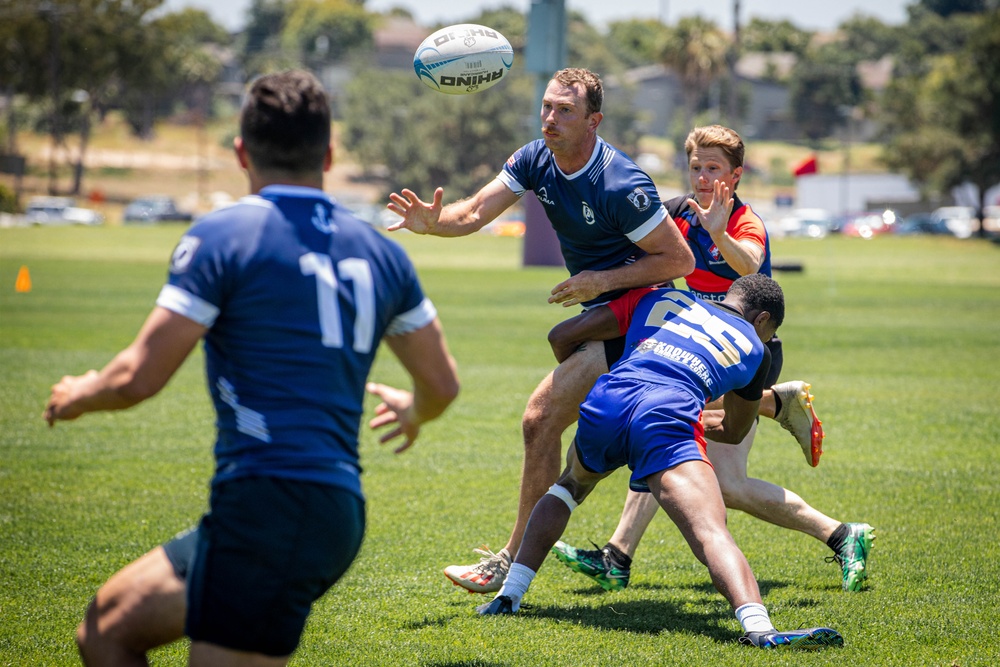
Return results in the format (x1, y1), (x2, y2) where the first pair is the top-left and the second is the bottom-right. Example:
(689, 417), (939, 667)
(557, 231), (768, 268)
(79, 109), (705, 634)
(608, 287), (766, 404)
(497, 137), (668, 305)
(156, 185), (436, 498)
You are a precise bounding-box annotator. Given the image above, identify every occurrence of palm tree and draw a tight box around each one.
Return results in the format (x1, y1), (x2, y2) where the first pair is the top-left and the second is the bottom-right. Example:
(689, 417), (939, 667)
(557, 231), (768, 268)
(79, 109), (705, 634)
(658, 15), (729, 134)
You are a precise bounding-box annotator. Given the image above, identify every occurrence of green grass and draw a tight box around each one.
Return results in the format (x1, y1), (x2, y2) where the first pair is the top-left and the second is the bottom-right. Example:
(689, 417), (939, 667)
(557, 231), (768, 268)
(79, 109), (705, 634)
(2, 227), (999, 666)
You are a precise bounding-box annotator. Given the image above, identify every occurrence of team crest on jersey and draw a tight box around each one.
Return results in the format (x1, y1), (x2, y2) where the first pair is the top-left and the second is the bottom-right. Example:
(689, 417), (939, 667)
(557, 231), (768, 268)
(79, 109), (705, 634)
(311, 203), (337, 234)
(169, 235), (201, 273)
(536, 186), (555, 206)
(709, 244), (722, 261)
(627, 187), (652, 212)
(582, 202), (595, 225)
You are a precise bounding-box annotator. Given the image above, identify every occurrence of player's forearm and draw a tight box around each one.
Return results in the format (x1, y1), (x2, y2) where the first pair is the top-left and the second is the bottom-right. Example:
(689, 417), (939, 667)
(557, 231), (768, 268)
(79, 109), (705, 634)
(599, 251), (693, 293)
(709, 233), (764, 276)
(409, 368), (460, 425)
(430, 201), (491, 236)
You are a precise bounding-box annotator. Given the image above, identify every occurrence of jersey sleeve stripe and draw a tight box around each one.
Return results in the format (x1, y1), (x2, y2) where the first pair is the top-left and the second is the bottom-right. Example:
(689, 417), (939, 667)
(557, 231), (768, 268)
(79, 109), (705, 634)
(385, 297), (437, 336)
(156, 284), (220, 327)
(625, 206), (668, 244)
(496, 171), (526, 197)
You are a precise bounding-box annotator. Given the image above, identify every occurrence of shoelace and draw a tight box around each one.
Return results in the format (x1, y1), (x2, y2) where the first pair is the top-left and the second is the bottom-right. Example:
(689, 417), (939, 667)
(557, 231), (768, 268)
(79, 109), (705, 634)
(470, 546), (510, 575)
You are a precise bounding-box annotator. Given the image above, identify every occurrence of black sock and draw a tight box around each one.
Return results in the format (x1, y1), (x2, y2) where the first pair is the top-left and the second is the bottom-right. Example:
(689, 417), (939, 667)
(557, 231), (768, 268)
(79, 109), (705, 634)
(826, 523), (849, 554)
(602, 543), (632, 570)
(771, 387), (784, 418)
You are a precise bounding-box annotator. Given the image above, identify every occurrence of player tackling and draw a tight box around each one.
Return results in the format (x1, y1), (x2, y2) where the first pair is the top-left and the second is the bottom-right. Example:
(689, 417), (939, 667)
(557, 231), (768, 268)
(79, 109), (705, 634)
(477, 274), (844, 650)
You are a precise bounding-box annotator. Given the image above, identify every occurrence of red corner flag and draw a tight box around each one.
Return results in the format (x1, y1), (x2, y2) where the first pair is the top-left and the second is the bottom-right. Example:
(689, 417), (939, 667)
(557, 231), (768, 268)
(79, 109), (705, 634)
(793, 154), (818, 177)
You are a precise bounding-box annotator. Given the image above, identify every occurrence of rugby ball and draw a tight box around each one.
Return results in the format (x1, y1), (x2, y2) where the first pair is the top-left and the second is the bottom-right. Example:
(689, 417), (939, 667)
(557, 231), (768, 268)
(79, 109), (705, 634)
(413, 24), (514, 95)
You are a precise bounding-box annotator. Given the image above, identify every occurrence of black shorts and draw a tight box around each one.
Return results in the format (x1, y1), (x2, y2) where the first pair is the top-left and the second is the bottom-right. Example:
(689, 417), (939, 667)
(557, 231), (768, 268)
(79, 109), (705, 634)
(604, 335), (627, 369)
(765, 335), (783, 387)
(163, 477), (365, 656)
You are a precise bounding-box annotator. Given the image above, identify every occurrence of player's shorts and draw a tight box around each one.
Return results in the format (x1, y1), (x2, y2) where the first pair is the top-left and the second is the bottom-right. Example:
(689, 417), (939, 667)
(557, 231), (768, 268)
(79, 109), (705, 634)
(604, 335), (627, 369)
(162, 476), (365, 656)
(575, 375), (711, 493)
(765, 335), (783, 386)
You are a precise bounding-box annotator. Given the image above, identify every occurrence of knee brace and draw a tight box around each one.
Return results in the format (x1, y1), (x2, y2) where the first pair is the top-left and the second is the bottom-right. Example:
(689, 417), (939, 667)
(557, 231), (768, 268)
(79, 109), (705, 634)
(545, 484), (578, 512)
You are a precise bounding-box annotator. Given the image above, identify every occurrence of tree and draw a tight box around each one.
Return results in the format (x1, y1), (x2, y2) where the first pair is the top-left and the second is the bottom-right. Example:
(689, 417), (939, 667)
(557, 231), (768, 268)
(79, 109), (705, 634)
(740, 17), (812, 55)
(788, 42), (863, 143)
(881, 10), (1000, 236)
(917, 0), (993, 16)
(658, 16), (729, 142)
(240, 0), (297, 77)
(837, 14), (902, 61)
(282, 0), (374, 68)
(341, 69), (534, 201)
(606, 19), (671, 68)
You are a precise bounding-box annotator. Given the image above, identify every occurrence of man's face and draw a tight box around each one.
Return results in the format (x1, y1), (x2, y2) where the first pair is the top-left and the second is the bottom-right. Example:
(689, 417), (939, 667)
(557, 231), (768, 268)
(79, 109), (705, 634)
(540, 80), (597, 156)
(688, 146), (742, 208)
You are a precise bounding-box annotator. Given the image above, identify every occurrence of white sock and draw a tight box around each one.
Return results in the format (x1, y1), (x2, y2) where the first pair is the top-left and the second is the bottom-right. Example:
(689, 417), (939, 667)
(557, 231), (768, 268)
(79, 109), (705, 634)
(497, 562), (536, 609)
(735, 602), (774, 633)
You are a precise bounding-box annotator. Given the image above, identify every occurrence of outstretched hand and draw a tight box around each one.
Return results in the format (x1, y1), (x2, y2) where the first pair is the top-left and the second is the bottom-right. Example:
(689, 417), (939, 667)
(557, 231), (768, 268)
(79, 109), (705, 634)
(686, 179), (735, 238)
(366, 382), (421, 454)
(43, 370), (98, 426)
(385, 188), (444, 234)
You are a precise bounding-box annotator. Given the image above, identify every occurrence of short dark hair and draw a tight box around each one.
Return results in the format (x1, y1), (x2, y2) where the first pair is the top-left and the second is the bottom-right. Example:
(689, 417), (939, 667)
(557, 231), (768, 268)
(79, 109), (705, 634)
(728, 273), (784, 329)
(552, 68), (603, 115)
(240, 69), (331, 175)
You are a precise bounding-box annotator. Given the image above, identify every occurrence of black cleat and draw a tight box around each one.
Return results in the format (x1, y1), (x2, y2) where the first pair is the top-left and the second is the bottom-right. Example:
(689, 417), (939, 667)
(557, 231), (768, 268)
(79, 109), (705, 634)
(476, 595), (517, 616)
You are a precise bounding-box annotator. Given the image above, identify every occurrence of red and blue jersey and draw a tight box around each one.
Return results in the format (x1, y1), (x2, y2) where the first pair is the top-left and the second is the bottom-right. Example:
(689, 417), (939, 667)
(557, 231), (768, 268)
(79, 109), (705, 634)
(156, 185), (435, 498)
(665, 193), (771, 301)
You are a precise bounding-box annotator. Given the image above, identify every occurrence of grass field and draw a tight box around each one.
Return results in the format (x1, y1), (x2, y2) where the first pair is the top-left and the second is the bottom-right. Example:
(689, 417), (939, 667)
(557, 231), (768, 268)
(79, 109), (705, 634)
(2, 226), (999, 666)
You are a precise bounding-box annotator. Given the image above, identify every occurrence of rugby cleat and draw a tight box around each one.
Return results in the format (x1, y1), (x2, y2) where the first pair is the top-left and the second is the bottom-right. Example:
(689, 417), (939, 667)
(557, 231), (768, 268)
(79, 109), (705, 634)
(828, 522), (875, 592)
(772, 381), (825, 467)
(444, 546), (510, 594)
(739, 626), (844, 649)
(476, 594), (518, 616)
(551, 540), (630, 591)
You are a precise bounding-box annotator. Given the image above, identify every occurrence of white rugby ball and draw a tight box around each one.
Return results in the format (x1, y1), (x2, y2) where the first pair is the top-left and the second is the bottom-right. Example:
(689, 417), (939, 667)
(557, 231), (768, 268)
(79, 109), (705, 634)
(413, 24), (514, 95)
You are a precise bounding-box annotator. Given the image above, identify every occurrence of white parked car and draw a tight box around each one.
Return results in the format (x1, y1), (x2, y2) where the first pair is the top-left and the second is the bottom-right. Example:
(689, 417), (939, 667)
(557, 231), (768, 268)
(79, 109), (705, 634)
(773, 208), (835, 239)
(931, 206), (976, 239)
(24, 196), (103, 226)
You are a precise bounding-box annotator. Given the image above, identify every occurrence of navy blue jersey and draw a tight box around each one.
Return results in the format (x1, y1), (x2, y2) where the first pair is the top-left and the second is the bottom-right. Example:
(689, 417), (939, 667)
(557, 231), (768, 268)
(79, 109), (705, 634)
(157, 185), (436, 497)
(498, 137), (667, 305)
(607, 287), (765, 404)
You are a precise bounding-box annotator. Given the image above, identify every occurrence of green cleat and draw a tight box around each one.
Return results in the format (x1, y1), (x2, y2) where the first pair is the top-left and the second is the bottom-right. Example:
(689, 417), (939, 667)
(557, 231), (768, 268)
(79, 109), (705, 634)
(551, 540), (629, 591)
(828, 523), (875, 591)
(740, 627), (844, 649)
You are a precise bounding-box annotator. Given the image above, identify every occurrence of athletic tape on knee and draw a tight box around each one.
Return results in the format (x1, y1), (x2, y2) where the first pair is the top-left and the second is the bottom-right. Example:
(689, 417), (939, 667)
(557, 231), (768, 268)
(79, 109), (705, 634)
(545, 484), (578, 511)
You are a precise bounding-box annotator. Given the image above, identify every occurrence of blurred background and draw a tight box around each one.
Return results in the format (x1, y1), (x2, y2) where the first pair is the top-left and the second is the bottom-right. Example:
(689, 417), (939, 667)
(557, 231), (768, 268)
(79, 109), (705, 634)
(0, 0), (997, 240)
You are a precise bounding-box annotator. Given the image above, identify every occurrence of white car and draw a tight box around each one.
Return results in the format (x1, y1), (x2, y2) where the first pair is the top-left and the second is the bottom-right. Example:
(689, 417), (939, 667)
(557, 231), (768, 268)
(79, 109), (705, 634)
(24, 197), (103, 226)
(931, 206), (976, 239)
(773, 208), (835, 239)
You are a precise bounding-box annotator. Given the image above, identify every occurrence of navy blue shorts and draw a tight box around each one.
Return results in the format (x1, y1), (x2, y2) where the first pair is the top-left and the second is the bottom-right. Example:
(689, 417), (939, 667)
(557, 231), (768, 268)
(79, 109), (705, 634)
(163, 477), (365, 656)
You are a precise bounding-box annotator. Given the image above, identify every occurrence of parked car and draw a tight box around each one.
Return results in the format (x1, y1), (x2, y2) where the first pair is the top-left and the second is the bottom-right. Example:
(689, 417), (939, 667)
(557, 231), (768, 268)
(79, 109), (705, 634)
(123, 196), (193, 223)
(836, 209), (897, 239)
(772, 208), (835, 239)
(24, 196), (103, 225)
(931, 206), (976, 238)
(891, 212), (952, 235)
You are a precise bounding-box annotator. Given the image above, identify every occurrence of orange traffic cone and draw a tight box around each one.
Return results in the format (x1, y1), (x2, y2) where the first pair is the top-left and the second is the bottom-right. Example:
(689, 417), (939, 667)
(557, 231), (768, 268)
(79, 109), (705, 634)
(15, 265), (31, 293)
